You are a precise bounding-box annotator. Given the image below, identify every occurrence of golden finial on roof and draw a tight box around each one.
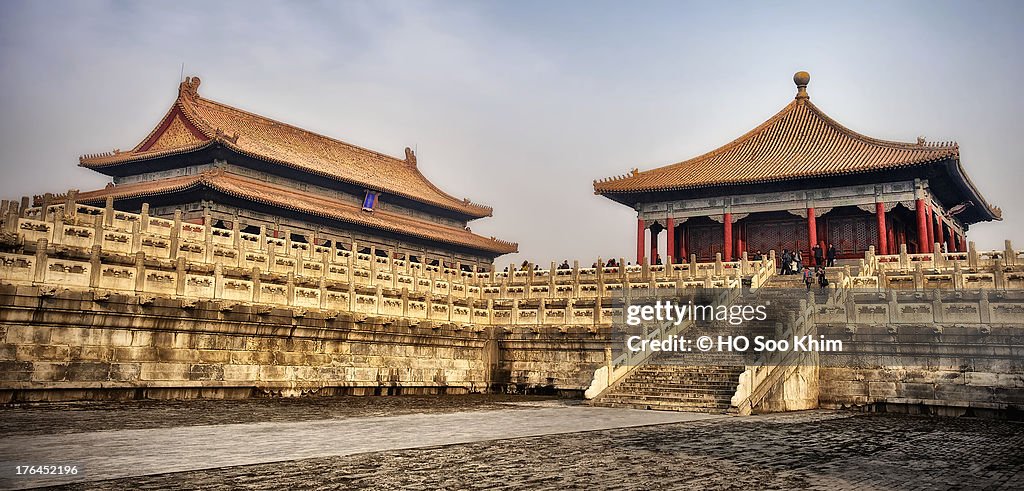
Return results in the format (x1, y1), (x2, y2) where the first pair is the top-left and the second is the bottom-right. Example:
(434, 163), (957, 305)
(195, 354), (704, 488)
(179, 76), (201, 98)
(794, 71), (810, 100)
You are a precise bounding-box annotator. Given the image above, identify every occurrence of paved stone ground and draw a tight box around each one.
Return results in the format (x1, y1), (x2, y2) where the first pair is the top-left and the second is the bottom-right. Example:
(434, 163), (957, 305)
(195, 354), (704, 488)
(1, 397), (1021, 490)
(0, 394), (555, 437)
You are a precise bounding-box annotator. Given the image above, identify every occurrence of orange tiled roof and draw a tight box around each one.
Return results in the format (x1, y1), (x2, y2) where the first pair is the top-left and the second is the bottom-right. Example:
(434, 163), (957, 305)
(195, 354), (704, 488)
(80, 77), (493, 219)
(75, 170), (518, 255)
(593, 74), (959, 194)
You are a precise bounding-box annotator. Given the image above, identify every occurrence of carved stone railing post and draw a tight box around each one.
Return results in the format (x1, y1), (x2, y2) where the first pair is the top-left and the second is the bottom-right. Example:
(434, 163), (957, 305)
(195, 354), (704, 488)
(369, 246), (378, 282)
(33, 239), (47, 283)
(899, 243), (909, 270)
(979, 290), (991, 324)
(139, 203), (150, 234)
(1005, 240), (1015, 267)
(251, 267), (262, 303)
(130, 218), (142, 254)
(318, 275), (327, 309)
(993, 259), (1005, 290)
(169, 210), (182, 260)
(89, 245), (101, 288)
(64, 190), (78, 223)
(92, 211), (104, 250)
(175, 257), (186, 296)
(931, 289), (943, 324)
(346, 242), (354, 284)
(231, 215), (240, 249)
(4, 206), (18, 235)
(285, 272), (295, 306)
(213, 262), (224, 299)
(968, 241), (978, 269)
(134, 251), (146, 292)
(103, 197), (114, 227)
(347, 281), (355, 312)
(401, 287), (409, 317)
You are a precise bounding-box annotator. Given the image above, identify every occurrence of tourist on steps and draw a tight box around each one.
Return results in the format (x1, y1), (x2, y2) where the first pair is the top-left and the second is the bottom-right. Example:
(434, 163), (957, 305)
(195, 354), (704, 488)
(813, 244), (824, 267)
(826, 244), (836, 267)
(803, 267), (814, 291)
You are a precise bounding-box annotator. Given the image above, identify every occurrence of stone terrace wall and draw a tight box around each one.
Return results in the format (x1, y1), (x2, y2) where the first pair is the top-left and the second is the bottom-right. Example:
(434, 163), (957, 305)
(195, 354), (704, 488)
(814, 289), (1024, 416)
(0, 285), (496, 402)
(0, 200), (761, 401)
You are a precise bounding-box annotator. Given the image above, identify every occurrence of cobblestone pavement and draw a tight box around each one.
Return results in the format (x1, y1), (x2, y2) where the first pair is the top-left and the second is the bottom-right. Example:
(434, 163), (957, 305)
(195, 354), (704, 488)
(0, 399), (721, 490)
(0, 394), (555, 437)
(0, 398), (1020, 490)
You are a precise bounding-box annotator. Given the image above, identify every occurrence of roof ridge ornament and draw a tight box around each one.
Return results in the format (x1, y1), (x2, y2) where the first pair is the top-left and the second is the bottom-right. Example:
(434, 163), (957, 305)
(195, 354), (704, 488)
(794, 71), (810, 100)
(404, 147), (417, 167)
(179, 76), (201, 98)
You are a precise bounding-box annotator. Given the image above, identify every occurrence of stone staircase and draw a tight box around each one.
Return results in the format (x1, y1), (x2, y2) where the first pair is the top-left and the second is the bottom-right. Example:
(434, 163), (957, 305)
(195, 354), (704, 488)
(592, 362), (744, 413)
(591, 268), (840, 414)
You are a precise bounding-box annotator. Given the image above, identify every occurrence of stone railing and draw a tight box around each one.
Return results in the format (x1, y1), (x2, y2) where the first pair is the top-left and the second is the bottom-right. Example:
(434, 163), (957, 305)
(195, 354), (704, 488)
(825, 241), (1022, 292)
(815, 288), (1024, 326)
(583, 256), (777, 399)
(0, 201), (765, 329)
(731, 292), (817, 415)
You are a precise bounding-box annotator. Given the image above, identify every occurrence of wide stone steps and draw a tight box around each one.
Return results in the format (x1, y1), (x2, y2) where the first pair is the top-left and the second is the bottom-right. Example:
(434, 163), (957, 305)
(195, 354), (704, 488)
(591, 363), (744, 414)
(592, 271), (835, 415)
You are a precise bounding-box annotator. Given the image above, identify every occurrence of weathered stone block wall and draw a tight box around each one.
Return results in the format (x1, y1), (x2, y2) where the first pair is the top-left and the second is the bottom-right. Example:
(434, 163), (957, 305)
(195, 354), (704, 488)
(494, 326), (608, 393)
(816, 322), (1024, 416)
(0, 285), (495, 402)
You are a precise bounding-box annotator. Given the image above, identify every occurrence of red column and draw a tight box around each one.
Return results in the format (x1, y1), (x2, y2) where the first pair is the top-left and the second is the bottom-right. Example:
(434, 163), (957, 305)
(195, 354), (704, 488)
(723, 213), (733, 261)
(915, 199), (928, 253)
(681, 224), (688, 260)
(925, 205), (934, 252)
(876, 202), (888, 255)
(636, 219), (645, 264)
(934, 213), (943, 252)
(960, 235), (967, 252)
(736, 223), (745, 258)
(944, 224), (952, 253)
(807, 207), (817, 257)
(666, 218), (675, 264)
(650, 226), (660, 264)
(887, 221), (896, 255)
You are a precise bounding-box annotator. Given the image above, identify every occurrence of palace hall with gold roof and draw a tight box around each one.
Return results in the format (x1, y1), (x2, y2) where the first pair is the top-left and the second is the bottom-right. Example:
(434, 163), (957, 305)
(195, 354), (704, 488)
(595, 72), (1001, 265)
(73, 77), (517, 271)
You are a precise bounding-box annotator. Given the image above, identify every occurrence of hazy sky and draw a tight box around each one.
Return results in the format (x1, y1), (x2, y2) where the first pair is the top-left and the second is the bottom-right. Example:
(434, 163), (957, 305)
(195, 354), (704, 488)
(1, 1), (1021, 265)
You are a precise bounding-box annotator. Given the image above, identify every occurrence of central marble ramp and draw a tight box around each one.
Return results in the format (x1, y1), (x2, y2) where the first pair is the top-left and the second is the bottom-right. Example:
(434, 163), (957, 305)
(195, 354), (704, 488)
(0, 404), (725, 489)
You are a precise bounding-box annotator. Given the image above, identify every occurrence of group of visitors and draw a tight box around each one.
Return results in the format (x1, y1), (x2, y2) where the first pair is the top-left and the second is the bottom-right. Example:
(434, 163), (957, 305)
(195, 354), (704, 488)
(803, 266), (829, 291)
(591, 258), (621, 269)
(781, 244), (837, 275)
(812, 243), (838, 267)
